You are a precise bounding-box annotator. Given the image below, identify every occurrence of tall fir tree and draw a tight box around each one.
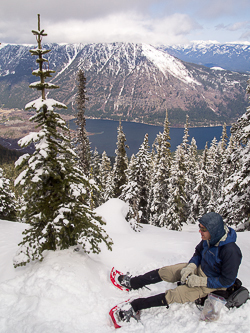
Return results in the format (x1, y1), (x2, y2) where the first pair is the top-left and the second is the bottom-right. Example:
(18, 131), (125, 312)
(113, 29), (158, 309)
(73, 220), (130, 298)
(165, 116), (191, 228)
(221, 133), (238, 183)
(206, 128), (229, 212)
(134, 134), (152, 224)
(219, 78), (250, 230)
(112, 120), (128, 198)
(181, 115), (194, 219)
(120, 154), (142, 231)
(14, 15), (112, 267)
(0, 168), (17, 221)
(207, 138), (220, 193)
(185, 137), (198, 223)
(148, 110), (172, 226)
(99, 151), (113, 204)
(215, 123), (229, 198)
(181, 115), (190, 153)
(220, 123), (228, 152)
(165, 144), (187, 230)
(89, 147), (102, 208)
(205, 139), (218, 214)
(75, 69), (91, 175)
(120, 134), (151, 225)
(189, 143), (211, 221)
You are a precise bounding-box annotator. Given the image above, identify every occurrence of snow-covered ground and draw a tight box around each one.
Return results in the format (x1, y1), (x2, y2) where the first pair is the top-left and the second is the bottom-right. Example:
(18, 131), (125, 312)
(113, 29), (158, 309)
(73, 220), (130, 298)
(0, 198), (249, 333)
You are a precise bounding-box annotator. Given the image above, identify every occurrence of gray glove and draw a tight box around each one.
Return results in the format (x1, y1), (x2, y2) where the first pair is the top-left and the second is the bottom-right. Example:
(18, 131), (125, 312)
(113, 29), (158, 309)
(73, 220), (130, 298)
(187, 274), (207, 287)
(180, 263), (197, 284)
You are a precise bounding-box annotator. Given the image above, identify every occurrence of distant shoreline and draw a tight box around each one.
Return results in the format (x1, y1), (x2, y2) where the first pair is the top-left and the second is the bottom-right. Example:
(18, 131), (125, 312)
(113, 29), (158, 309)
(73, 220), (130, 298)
(82, 116), (230, 130)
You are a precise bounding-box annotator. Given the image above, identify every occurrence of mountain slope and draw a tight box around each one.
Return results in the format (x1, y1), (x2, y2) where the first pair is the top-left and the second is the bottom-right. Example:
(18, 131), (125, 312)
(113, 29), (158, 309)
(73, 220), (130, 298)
(161, 41), (250, 73)
(0, 42), (249, 127)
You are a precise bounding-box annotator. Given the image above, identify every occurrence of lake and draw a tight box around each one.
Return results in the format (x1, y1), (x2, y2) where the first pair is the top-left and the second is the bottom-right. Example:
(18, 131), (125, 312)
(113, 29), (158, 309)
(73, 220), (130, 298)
(70, 119), (231, 157)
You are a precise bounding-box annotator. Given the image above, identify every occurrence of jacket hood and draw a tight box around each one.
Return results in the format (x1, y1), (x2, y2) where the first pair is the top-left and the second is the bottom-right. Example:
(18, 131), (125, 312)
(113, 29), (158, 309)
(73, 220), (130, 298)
(219, 226), (237, 246)
(199, 212), (225, 246)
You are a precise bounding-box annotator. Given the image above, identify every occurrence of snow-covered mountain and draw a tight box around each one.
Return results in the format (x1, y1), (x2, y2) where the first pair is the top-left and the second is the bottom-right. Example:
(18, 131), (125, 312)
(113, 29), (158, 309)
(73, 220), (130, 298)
(0, 42), (249, 127)
(161, 41), (250, 73)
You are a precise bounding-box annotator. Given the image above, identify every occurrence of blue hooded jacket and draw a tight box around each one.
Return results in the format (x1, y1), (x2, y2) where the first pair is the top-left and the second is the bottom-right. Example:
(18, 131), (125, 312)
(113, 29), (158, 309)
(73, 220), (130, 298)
(189, 212), (242, 289)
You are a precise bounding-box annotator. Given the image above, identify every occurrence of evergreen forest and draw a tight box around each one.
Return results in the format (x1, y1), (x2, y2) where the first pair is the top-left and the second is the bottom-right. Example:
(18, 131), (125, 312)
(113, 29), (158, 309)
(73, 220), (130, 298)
(0, 16), (250, 268)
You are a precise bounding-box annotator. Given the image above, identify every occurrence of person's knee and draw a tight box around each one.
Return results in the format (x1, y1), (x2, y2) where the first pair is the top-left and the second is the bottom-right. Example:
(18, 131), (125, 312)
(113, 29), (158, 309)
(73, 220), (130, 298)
(159, 263), (187, 283)
(165, 285), (202, 304)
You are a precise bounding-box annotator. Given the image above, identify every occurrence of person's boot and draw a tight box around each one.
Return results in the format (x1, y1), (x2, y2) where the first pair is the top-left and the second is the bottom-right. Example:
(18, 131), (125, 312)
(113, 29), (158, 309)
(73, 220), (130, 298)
(131, 293), (169, 312)
(118, 303), (139, 323)
(118, 269), (162, 291)
(117, 273), (132, 290)
(130, 269), (162, 290)
(110, 294), (168, 328)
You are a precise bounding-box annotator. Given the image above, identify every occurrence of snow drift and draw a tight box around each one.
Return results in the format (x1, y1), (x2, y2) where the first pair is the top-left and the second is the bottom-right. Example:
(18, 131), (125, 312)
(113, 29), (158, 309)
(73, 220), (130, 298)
(0, 198), (249, 333)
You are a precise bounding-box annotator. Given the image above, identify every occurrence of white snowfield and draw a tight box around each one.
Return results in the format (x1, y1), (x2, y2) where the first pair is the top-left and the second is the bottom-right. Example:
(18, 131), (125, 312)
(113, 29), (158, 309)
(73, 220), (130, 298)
(0, 198), (249, 333)
(141, 44), (200, 86)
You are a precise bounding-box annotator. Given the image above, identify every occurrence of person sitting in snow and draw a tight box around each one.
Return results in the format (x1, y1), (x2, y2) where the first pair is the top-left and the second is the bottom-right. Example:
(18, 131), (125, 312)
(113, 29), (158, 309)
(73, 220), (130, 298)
(113, 212), (242, 324)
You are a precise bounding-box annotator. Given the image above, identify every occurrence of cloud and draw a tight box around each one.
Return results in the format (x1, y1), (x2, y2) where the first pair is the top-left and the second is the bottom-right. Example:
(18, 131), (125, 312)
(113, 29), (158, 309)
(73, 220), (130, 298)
(239, 31), (250, 40)
(0, 0), (249, 44)
(216, 21), (250, 31)
(0, 10), (200, 45)
(52, 12), (200, 45)
(193, 0), (249, 19)
(0, 0), (166, 23)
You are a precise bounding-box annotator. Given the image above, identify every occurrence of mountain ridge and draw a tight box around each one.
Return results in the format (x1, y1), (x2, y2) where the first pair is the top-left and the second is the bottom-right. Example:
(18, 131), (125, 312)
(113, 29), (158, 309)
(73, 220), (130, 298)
(161, 41), (250, 73)
(0, 42), (249, 127)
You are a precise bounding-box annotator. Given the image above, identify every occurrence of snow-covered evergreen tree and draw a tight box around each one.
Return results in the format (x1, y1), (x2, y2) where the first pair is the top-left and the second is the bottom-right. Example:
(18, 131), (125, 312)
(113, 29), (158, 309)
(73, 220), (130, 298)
(181, 115), (190, 154)
(185, 138), (198, 223)
(89, 147), (101, 208)
(134, 134), (152, 224)
(148, 110), (171, 226)
(120, 134), (151, 225)
(217, 123), (229, 189)
(220, 123), (228, 152)
(207, 137), (221, 207)
(164, 144), (187, 230)
(120, 154), (142, 231)
(189, 143), (211, 221)
(0, 168), (17, 221)
(112, 120), (128, 198)
(180, 115), (194, 219)
(206, 127), (228, 212)
(99, 151), (113, 204)
(164, 116), (193, 228)
(221, 133), (238, 182)
(75, 69), (91, 175)
(219, 79), (250, 230)
(13, 16), (112, 267)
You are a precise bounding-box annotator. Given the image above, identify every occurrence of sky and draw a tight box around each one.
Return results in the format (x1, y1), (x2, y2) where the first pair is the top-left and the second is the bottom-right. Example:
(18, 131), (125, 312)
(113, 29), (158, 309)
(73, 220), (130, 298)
(0, 0), (250, 45)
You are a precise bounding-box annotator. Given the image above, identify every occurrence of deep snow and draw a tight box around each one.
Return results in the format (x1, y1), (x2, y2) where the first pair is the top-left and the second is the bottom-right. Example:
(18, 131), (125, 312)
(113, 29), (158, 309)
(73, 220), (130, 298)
(0, 198), (249, 333)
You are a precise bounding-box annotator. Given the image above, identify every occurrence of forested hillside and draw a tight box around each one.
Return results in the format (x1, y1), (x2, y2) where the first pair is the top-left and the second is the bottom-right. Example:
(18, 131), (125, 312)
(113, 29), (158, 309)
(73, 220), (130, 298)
(0, 17), (249, 270)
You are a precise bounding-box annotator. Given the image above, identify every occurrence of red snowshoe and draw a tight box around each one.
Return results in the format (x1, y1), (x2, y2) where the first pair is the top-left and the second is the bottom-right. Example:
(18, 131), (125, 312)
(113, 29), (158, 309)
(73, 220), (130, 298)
(109, 299), (140, 329)
(110, 267), (131, 292)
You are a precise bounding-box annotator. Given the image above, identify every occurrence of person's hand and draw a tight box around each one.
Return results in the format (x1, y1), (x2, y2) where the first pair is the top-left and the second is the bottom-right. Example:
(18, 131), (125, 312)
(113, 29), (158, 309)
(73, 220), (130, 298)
(180, 263), (196, 283)
(186, 274), (207, 287)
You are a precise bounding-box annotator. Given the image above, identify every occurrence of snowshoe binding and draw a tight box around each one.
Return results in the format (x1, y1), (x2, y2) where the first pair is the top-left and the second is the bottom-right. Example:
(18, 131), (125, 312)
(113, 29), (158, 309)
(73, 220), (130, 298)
(109, 300), (140, 329)
(110, 267), (132, 292)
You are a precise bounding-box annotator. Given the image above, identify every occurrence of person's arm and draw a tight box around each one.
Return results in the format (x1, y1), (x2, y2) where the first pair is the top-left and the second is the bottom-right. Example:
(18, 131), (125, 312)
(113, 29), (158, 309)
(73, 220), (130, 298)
(206, 243), (242, 289)
(188, 241), (203, 267)
(180, 241), (203, 284)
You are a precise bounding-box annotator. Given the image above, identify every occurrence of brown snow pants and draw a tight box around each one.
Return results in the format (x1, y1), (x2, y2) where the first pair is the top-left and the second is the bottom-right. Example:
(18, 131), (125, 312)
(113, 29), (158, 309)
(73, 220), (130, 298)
(158, 263), (226, 304)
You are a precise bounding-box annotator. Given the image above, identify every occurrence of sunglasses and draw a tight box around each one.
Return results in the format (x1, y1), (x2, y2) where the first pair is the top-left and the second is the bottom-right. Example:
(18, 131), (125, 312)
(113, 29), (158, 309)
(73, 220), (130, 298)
(199, 224), (208, 232)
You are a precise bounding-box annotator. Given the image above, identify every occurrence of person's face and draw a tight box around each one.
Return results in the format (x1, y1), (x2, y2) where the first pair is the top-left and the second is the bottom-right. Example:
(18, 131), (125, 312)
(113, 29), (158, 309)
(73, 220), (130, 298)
(199, 224), (211, 241)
